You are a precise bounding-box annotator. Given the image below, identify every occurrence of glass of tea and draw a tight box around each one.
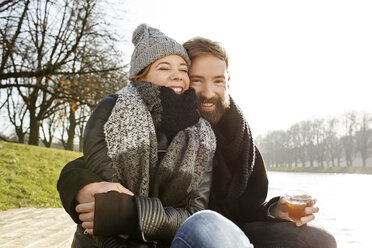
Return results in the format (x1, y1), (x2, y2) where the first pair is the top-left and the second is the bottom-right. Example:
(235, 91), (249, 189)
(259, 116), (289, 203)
(285, 194), (313, 222)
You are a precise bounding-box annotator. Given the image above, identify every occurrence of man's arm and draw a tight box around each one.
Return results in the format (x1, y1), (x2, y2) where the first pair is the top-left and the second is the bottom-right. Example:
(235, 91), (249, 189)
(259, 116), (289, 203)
(268, 194), (319, 226)
(57, 94), (121, 223)
(239, 148), (319, 226)
(57, 157), (103, 223)
(91, 164), (212, 244)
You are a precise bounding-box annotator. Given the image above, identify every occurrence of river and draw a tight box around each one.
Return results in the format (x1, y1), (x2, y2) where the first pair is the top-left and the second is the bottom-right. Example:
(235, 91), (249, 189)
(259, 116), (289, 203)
(266, 171), (372, 248)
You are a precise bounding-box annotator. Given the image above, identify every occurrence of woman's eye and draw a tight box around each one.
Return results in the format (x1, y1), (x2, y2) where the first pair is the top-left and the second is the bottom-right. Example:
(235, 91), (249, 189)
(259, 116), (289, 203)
(159, 67), (169, 70)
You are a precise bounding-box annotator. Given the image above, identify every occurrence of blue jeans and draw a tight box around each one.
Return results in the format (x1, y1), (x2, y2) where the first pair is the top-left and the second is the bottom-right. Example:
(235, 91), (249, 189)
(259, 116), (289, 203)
(171, 210), (254, 248)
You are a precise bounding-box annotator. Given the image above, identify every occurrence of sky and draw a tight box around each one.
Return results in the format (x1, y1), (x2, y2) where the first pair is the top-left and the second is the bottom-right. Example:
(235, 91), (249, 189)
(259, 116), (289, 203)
(114, 0), (372, 137)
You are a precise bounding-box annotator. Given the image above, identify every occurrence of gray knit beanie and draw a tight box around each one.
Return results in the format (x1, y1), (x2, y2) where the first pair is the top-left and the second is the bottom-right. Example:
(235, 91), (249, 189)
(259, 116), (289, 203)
(129, 24), (191, 78)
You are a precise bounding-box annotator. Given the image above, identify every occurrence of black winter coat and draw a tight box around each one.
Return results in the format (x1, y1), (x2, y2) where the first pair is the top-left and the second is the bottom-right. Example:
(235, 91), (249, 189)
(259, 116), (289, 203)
(57, 93), (212, 247)
(57, 96), (278, 247)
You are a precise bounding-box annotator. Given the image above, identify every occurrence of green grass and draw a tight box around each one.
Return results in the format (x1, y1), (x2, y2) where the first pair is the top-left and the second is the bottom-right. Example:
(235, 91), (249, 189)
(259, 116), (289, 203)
(0, 141), (82, 211)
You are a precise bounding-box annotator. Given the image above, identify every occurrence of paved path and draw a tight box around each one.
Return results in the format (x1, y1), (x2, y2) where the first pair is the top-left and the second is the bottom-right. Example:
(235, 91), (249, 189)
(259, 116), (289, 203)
(0, 208), (76, 248)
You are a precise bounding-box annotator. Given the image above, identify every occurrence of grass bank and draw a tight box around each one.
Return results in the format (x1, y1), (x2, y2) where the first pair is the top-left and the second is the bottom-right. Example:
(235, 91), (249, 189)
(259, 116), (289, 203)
(268, 166), (372, 174)
(0, 141), (82, 211)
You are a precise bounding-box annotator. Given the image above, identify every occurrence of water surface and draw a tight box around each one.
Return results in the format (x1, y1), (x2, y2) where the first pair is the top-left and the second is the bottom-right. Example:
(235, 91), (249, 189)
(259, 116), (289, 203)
(267, 171), (372, 248)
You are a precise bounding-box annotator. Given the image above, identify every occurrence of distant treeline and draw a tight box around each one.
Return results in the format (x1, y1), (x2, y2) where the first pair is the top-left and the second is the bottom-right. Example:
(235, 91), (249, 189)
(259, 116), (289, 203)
(256, 111), (372, 168)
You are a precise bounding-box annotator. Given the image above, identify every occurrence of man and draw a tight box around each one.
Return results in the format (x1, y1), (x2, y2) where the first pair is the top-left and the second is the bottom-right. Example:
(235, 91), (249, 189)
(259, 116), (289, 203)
(58, 37), (337, 248)
(182, 38), (336, 247)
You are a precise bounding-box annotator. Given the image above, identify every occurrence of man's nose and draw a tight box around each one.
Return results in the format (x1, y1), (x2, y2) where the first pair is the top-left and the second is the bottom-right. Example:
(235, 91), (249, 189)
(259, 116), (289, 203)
(200, 83), (215, 99)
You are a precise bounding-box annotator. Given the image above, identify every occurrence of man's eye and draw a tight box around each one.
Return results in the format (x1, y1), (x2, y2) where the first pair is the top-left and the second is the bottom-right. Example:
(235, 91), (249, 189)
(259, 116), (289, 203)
(215, 80), (225, 84)
(180, 69), (188, 73)
(191, 80), (202, 84)
(159, 67), (169, 70)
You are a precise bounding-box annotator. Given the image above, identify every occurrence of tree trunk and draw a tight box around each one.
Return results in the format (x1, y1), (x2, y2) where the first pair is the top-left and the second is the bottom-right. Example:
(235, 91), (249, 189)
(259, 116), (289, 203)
(79, 125), (84, 152)
(28, 114), (40, 146)
(15, 127), (25, 143)
(66, 108), (76, 151)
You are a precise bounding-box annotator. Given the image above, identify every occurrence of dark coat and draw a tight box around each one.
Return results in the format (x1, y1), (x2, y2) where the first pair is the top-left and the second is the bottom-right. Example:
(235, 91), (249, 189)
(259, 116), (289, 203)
(207, 99), (278, 226)
(57, 92), (212, 248)
(57, 97), (278, 247)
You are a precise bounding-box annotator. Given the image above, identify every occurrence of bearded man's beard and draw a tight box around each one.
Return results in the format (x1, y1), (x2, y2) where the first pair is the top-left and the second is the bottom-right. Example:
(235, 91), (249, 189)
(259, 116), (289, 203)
(198, 95), (230, 126)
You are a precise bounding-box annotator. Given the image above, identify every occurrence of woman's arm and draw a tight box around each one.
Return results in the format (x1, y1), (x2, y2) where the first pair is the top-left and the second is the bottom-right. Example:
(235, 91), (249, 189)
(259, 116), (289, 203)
(92, 163), (212, 244)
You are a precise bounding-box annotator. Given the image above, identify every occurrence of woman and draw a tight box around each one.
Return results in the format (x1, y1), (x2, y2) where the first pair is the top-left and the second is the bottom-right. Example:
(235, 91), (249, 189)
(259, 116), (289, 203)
(68, 24), (216, 247)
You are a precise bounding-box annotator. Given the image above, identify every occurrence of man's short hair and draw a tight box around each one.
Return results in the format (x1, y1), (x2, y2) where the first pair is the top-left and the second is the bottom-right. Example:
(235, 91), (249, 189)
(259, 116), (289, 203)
(183, 37), (229, 70)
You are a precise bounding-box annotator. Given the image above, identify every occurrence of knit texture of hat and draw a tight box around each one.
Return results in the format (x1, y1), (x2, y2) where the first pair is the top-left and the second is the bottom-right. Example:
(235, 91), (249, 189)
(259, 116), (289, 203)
(129, 24), (191, 78)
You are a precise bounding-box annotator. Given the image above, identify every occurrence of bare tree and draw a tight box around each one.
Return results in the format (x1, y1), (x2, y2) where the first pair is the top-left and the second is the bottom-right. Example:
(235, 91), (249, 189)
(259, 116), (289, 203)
(323, 118), (341, 167)
(288, 124), (301, 167)
(311, 119), (327, 167)
(341, 111), (357, 167)
(355, 112), (372, 167)
(40, 111), (59, 147)
(76, 104), (91, 152)
(1, 0), (127, 145)
(257, 111), (371, 170)
(5, 87), (28, 143)
(0, 0), (30, 76)
(293, 121), (308, 167)
(298, 120), (316, 167)
(260, 130), (288, 168)
(58, 45), (128, 150)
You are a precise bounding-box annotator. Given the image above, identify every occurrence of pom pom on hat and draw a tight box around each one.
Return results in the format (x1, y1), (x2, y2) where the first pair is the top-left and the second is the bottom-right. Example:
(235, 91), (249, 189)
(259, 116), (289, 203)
(132, 23), (148, 46)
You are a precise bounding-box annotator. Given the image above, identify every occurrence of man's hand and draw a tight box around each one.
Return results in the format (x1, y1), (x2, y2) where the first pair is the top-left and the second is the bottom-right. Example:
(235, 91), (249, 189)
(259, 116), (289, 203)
(75, 182), (134, 235)
(270, 195), (319, 227)
(76, 182), (134, 204)
(76, 202), (95, 235)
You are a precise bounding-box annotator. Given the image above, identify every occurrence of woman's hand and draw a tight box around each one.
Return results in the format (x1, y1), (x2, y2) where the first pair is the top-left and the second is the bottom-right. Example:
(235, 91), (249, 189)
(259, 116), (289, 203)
(75, 182), (134, 235)
(159, 87), (200, 138)
(270, 195), (319, 227)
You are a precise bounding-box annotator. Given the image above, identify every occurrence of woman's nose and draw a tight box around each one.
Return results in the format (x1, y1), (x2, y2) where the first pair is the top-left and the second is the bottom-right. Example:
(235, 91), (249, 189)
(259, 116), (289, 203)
(170, 70), (182, 81)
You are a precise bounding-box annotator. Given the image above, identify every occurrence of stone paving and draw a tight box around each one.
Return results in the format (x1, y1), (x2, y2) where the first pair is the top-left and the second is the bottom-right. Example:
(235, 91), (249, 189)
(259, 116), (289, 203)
(0, 208), (76, 248)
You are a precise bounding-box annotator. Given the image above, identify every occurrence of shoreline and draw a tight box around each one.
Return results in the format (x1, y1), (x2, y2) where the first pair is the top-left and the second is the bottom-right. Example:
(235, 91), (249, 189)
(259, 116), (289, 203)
(267, 166), (372, 175)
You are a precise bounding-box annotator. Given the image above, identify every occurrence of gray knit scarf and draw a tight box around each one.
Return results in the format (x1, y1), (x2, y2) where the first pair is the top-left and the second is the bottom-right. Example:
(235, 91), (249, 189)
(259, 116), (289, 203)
(104, 82), (216, 206)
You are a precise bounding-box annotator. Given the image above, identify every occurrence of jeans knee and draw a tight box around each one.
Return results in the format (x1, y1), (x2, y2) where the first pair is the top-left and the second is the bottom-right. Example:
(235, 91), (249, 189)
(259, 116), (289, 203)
(173, 210), (253, 248)
(190, 210), (220, 221)
(183, 210), (221, 228)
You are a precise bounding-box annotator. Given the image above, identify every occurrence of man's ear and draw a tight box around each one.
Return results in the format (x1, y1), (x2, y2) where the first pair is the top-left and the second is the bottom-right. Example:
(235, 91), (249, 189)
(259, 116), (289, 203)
(227, 74), (230, 89)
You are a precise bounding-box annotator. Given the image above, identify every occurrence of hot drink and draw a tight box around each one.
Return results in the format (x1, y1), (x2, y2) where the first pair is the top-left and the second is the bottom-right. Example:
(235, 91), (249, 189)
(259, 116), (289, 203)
(285, 194), (312, 221)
